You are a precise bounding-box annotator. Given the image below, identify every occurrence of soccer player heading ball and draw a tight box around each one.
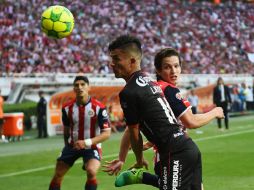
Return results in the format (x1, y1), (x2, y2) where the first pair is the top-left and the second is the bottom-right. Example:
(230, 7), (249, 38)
(41, 5), (74, 39)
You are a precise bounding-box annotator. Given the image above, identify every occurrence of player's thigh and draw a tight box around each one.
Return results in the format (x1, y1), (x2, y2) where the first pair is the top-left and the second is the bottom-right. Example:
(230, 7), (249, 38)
(177, 146), (201, 190)
(58, 145), (80, 166)
(54, 160), (71, 177)
(159, 145), (201, 190)
(82, 149), (101, 175)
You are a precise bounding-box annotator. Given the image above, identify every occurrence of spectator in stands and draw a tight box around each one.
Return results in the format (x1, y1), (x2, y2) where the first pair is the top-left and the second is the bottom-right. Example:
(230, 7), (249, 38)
(231, 84), (241, 112)
(245, 85), (254, 110)
(37, 90), (48, 138)
(188, 89), (199, 114)
(239, 83), (247, 111)
(0, 89), (7, 143)
(213, 77), (232, 130)
(0, 1), (253, 75)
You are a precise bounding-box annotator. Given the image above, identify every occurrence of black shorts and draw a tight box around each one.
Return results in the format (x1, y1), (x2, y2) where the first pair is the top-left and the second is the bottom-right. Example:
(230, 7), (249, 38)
(57, 145), (101, 167)
(158, 140), (202, 190)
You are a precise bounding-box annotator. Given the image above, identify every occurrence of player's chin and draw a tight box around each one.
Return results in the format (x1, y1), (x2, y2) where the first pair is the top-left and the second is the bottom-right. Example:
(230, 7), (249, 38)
(113, 72), (121, 78)
(170, 77), (177, 84)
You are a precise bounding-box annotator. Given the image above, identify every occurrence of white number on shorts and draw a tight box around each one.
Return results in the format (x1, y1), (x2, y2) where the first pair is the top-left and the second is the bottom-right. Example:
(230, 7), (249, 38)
(94, 150), (100, 159)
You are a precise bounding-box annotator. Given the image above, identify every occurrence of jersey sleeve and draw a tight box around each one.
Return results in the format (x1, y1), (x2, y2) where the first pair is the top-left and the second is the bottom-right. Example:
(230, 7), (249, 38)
(119, 90), (139, 126)
(164, 86), (191, 119)
(62, 107), (70, 127)
(98, 107), (111, 131)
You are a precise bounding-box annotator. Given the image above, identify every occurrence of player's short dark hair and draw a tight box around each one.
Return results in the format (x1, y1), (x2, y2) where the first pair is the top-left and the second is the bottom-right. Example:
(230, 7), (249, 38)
(154, 48), (182, 71)
(73, 75), (89, 85)
(217, 77), (224, 85)
(108, 34), (142, 56)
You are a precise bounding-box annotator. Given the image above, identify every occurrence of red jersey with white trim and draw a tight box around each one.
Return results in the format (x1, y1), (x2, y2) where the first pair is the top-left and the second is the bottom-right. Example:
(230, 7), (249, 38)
(157, 80), (191, 120)
(62, 97), (110, 150)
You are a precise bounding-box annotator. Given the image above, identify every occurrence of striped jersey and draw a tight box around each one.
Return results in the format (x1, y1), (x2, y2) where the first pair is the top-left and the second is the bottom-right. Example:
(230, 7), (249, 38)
(62, 97), (110, 149)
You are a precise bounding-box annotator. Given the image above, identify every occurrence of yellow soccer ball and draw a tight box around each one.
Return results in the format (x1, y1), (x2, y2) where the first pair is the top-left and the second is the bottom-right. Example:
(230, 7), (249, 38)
(41, 5), (74, 39)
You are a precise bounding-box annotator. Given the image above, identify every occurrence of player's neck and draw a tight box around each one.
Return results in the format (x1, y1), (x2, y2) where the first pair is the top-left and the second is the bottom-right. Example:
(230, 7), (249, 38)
(125, 68), (141, 82)
(76, 95), (90, 105)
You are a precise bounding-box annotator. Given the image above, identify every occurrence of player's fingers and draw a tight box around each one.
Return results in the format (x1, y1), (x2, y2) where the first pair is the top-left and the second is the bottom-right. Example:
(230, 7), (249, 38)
(104, 160), (117, 164)
(102, 167), (113, 174)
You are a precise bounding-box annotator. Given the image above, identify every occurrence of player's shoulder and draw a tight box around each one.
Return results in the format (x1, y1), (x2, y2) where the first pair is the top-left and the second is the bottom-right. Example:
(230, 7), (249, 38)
(158, 80), (177, 92)
(62, 99), (75, 109)
(90, 97), (105, 109)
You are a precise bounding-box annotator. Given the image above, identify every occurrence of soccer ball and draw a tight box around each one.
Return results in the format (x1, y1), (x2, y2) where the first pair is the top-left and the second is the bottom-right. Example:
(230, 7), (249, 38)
(41, 5), (74, 39)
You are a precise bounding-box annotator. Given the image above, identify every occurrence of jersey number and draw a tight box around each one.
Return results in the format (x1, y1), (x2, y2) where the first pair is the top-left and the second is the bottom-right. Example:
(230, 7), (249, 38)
(157, 97), (177, 124)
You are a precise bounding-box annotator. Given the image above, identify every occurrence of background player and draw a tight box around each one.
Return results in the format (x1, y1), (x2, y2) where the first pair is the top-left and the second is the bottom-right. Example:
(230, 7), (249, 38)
(48, 75), (111, 190)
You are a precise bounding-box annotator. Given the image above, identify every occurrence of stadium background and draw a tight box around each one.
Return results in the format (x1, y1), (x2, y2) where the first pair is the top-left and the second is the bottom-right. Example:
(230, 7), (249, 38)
(0, 0), (254, 190)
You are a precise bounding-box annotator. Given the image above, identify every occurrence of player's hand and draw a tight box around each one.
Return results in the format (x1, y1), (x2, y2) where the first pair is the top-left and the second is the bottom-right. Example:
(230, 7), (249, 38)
(73, 140), (86, 150)
(102, 159), (124, 176)
(214, 107), (225, 119)
(128, 159), (149, 170)
(143, 141), (153, 151)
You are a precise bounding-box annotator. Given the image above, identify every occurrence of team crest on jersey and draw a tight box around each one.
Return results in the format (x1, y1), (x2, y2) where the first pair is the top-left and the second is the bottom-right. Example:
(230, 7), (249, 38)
(175, 92), (183, 100)
(88, 109), (95, 117)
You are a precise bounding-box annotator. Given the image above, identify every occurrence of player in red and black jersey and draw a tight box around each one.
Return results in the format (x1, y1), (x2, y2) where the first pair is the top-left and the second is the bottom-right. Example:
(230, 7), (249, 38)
(137, 48), (225, 189)
(49, 76), (111, 190)
(103, 44), (224, 190)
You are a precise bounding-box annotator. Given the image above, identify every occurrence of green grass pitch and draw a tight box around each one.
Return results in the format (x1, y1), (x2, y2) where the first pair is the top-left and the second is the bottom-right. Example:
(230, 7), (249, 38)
(0, 115), (254, 190)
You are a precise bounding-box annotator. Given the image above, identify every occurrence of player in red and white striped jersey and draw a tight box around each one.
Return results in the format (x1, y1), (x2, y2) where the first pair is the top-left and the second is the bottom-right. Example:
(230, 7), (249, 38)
(49, 76), (111, 190)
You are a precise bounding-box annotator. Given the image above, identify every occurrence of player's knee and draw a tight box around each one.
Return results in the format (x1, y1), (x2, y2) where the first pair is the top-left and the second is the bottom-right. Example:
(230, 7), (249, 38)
(86, 166), (98, 177)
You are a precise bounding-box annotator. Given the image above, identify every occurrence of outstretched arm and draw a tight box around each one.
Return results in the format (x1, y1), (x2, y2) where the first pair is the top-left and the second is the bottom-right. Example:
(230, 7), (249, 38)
(180, 107), (224, 129)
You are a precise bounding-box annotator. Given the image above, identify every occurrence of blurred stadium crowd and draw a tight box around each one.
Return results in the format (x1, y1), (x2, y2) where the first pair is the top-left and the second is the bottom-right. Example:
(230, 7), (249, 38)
(0, 0), (253, 75)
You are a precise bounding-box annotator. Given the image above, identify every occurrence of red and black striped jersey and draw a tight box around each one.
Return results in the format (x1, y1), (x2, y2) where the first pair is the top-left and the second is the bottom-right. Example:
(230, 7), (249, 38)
(62, 97), (110, 149)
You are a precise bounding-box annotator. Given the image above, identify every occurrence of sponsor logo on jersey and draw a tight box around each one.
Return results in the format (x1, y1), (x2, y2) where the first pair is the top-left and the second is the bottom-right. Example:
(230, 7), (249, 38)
(172, 160), (179, 190)
(136, 76), (153, 87)
(162, 166), (168, 190)
(151, 85), (163, 94)
(175, 93), (183, 100)
(173, 131), (184, 138)
(88, 109), (95, 117)
(102, 109), (108, 117)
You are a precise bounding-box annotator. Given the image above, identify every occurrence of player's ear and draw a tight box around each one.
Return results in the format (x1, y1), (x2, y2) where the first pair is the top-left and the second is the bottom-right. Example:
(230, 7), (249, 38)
(87, 84), (91, 92)
(155, 68), (162, 76)
(130, 58), (136, 64)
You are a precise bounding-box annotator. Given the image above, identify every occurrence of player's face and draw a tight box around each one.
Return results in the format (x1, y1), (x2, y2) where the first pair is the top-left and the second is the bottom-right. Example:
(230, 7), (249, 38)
(109, 49), (131, 80)
(157, 56), (181, 85)
(73, 80), (90, 98)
